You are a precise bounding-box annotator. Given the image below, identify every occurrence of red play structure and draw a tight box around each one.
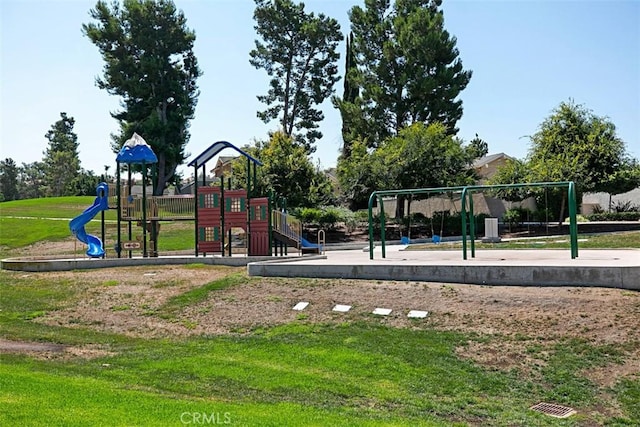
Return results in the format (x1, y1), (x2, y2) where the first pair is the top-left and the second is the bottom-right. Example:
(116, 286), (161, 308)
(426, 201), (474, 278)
(196, 186), (270, 256)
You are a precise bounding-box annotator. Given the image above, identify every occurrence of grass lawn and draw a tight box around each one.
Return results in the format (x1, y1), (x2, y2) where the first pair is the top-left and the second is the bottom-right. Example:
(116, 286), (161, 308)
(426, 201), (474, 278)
(1, 197), (639, 425)
(1, 268), (639, 426)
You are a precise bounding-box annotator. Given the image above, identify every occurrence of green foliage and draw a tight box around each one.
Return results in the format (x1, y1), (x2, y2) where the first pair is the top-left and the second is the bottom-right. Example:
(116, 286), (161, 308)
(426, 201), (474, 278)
(294, 207), (321, 226)
(17, 161), (46, 200)
(232, 132), (335, 208)
(336, 137), (384, 210)
(83, 0), (201, 194)
(0, 158), (19, 201)
(467, 133), (489, 160)
(377, 122), (478, 190)
(612, 200), (640, 213)
(587, 211), (640, 222)
(293, 205), (355, 231)
(503, 208), (524, 228)
(527, 100), (637, 212)
(487, 158), (532, 202)
(344, 0), (472, 145)
(42, 113), (81, 197)
(250, 0), (343, 153)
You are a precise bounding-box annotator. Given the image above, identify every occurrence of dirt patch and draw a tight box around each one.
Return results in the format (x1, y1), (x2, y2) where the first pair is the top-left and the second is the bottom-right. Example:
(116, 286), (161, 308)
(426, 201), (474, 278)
(0, 339), (115, 360)
(5, 265), (639, 384)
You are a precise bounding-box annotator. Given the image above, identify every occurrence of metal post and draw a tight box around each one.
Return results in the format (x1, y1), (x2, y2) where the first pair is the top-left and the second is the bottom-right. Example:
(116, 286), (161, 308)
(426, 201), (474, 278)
(568, 181), (578, 259)
(368, 192), (376, 260)
(469, 191), (476, 258)
(194, 164), (199, 257)
(127, 167), (132, 258)
(461, 187), (468, 260)
(142, 162), (148, 258)
(116, 162), (121, 258)
(246, 157), (251, 256)
(380, 197), (386, 259)
(100, 178), (106, 259)
(220, 174), (225, 257)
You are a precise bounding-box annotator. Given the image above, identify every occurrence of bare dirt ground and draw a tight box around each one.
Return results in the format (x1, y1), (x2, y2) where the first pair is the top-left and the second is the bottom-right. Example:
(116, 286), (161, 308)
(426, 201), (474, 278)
(2, 265), (639, 387)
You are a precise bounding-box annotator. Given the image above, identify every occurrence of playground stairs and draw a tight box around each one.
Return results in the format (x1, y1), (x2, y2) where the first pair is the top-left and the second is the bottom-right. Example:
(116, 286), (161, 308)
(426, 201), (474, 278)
(272, 211), (320, 254)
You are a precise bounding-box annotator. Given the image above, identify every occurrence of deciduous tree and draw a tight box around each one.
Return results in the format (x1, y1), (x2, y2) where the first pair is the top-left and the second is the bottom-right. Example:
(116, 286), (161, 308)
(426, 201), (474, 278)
(232, 131), (335, 208)
(527, 100), (639, 221)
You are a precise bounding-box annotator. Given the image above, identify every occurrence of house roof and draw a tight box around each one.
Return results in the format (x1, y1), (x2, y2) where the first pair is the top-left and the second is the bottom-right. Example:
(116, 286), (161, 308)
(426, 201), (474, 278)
(187, 141), (262, 168)
(472, 153), (513, 169)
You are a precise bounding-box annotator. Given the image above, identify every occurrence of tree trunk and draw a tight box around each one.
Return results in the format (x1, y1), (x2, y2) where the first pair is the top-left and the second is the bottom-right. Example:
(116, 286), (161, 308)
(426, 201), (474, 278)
(558, 192), (566, 227)
(155, 152), (166, 196)
(395, 194), (405, 220)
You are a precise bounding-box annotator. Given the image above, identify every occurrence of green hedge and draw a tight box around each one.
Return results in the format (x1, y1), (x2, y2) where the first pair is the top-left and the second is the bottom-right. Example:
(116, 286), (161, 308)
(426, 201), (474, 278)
(586, 212), (640, 221)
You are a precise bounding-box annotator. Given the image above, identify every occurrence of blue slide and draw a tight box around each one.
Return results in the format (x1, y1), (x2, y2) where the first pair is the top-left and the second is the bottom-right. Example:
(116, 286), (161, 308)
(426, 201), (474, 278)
(69, 182), (109, 258)
(300, 236), (322, 252)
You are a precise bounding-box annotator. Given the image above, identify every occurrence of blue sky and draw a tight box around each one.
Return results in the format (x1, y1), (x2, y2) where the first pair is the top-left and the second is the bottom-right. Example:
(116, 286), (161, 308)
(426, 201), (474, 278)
(1, 0), (638, 180)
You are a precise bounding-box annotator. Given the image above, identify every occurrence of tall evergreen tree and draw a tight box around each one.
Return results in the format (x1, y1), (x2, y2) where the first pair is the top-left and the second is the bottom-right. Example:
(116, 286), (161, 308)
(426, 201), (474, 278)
(250, 0), (343, 153)
(344, 0), (472, 145)
(18, 162), (46, 200)
(334, 31), (365, 158)
(83, 0), (201, 195)
(43, 112), (81, 197)
(0, 158), (19, 201)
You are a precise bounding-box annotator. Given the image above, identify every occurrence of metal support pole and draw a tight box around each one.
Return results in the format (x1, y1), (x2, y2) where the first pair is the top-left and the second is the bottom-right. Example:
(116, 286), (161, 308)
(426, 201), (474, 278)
(380, 198), (386, 259)
(194, 164), (199, 257)
(469, 191), (476, 258)
(116, 162), (121, 258)
(461, 188), (468, 260)
(127, 167), (132, 258)
(368, 192), (376, 260)
(220, 174), (225, 257)
(142, 162), (148, 258)
(568, 182), (578, 259)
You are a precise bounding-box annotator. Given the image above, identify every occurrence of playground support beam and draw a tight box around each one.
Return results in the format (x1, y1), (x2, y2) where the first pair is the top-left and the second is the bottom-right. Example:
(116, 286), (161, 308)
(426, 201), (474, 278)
(460, 181), (578, 260)
(116, 162), (121, 258)
(368, 182), (578, 261)
(368, 186), (466, 260)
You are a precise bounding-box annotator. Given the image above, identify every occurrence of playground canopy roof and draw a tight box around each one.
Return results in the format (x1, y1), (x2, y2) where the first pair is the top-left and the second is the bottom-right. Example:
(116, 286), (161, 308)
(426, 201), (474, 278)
(188, 141), (263, 169)
(116, 133), (158, 164)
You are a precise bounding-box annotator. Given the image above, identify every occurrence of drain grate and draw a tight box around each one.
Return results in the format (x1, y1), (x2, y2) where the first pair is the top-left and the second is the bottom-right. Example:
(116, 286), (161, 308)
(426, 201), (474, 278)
(530, 402), (576, 418)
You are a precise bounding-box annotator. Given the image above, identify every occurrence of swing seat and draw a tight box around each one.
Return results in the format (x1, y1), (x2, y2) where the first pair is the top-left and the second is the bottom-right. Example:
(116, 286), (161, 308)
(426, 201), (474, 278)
(400, 236), (410, 244)
(432, 235), (441, 244)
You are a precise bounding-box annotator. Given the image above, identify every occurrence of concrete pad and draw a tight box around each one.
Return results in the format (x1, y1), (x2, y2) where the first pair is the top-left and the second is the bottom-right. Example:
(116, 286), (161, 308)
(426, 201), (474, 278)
(292, 302), (309, 311)
(372, 308), (392, 316)
(332, 304), (352, 313)
(407, 310), (429, 319)
(247, 247), (640, 289)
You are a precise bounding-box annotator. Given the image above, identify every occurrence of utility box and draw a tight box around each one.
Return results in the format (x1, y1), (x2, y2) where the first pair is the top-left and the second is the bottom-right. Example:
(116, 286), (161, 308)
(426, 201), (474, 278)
(482, 217), (501, 243)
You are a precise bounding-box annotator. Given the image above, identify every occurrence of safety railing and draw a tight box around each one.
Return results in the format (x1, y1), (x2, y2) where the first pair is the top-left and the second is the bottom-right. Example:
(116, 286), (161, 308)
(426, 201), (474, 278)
(271, 210), (302, 244)
(120, 195), (195, 220)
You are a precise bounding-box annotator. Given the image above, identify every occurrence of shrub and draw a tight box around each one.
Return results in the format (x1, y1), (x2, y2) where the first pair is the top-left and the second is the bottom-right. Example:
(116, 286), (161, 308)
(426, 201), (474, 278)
(318, 206), (343, 230)
(294, 207), (321, 226)
(613, 200), (639, 213)
(587, 212), (640, 221)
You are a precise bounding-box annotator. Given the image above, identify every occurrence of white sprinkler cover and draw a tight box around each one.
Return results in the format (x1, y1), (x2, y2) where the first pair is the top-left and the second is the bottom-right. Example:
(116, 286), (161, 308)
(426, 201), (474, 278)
(292, 302), (309, 311)
(332, 304), (352, 312)
(407, 310), (429, 318)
